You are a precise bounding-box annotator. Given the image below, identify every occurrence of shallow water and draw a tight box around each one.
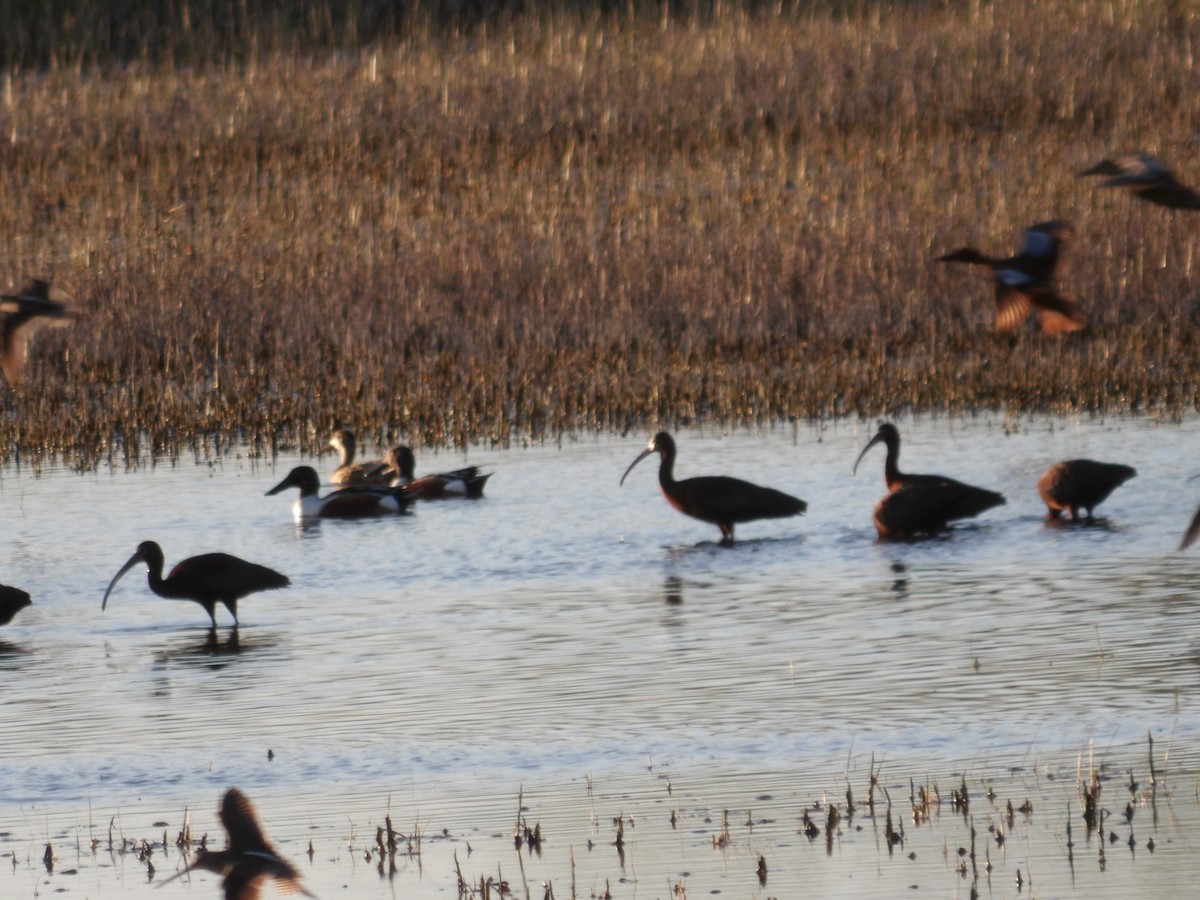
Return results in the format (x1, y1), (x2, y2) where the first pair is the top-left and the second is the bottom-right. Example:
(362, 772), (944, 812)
(4, 415), (1200, 898)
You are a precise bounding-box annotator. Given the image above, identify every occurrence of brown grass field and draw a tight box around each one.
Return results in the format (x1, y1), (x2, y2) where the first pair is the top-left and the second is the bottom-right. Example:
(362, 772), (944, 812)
(2, 0), (1198, 466)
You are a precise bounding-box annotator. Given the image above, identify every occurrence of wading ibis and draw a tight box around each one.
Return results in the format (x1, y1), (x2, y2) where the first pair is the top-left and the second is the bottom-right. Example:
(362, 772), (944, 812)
(1081, 154), (1200, 210)
(101, 541), (290, 629)
(158, 788), (314, 900)
(1181, 500), (1200, 550)
(1037, 459), (1137, 522)
(0, 279), (84, 387)
(382, 446), (491, 498)
(620, 432), (807, 545)
(266, 465), (414, 519)
(936, 221), (1086, 335)
(325, 427), (390, 486)
(854, 423), (1005, 530)
(0, 584), (31, 626)
(871, 482), (1004, 540)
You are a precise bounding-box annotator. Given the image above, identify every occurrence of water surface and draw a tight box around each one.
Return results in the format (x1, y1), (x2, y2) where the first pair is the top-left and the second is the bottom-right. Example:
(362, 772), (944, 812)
(3, 415), (1200, 897)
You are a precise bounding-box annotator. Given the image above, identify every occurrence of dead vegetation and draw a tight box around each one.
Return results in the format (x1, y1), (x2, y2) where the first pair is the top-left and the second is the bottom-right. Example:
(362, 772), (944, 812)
(2, 1), (1198, 467)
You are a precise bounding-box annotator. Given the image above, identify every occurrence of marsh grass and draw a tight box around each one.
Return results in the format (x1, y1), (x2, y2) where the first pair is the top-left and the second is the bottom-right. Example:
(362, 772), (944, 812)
(2, 0), (1199, 466)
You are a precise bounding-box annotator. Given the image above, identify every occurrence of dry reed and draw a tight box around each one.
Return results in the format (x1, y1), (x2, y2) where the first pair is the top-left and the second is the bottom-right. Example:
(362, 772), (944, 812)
(1, 1), (1198, 467)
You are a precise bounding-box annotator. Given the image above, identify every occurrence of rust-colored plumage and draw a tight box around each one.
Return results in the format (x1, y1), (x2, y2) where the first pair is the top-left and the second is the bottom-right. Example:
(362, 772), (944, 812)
(325, 427), (389, 486)
(0, 279), (83, 387)
(101, 541), (289, 629)
(1037, 459), (1136, 522)
(382, 446), (491, 499)
(1081, 154), (1200, 210)
(854, 423), (1005, 535)
(159, 788), (314, 900)
(620, 432), (806, 544)
(0, 584), (31, 626)
(936, 221), (1085, 335)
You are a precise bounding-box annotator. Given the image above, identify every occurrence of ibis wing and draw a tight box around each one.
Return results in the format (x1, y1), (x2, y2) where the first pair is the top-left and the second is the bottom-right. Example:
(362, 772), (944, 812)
(682, 476), (806, 524)
(170, 554), (289, 597)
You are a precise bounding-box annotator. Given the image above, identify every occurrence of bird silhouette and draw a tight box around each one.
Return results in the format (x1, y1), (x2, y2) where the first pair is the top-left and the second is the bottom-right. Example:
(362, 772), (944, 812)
(158, 788), (315, 900)
(102, 541), (289, 629)
(1081, 153), (1200, 210)
(0, 584), (31, 626)
(1037, 459), (1136, 522)
(0, 279), (83, 387)
(620, 432), (806, 544)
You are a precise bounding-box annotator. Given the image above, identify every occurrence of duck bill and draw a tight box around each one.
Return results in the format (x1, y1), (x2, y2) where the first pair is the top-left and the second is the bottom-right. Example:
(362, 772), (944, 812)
(852, 435), (883, 476)
(265, 473), (295, 496)
(101, 550), (144, 611)
(619, 448), (654, 487)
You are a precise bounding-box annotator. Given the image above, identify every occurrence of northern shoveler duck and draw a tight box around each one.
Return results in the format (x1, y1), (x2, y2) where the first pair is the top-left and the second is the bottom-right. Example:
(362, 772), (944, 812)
(854, 423), (1005, 531)
(936, 221), (1086, 335)
(872, 481), (1003, 539)
(158, 788), (315, 900)
(325, 427), (390, 486)
(0, 279), (83, 387)
(1037, 459), (1136, 522)
(382, 445), (491, 498)
(0, 584), (31, 626)
(101, 541), (289, 630)
(620, 432), (807, 545)
(1081, 153), (1200, 210)
(266, 465), (415, 519)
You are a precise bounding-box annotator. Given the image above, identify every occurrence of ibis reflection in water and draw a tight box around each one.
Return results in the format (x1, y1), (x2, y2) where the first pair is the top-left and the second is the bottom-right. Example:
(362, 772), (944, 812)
(620, 431), (807, 545)
(0, 278), (84, 388)
(0, 584), (31, 626)
(382, 446), (491, 498)
(158, 788), (314, 900)
(936, 220), (1085, 335)
(1037, 459), (1137, 523)
(854, 422), (1006, 539)
(325, 426), (390, 487)
(1081, 153), (1200, 210)
(101, 541), (290, 629)
(266, 465), (415, 519)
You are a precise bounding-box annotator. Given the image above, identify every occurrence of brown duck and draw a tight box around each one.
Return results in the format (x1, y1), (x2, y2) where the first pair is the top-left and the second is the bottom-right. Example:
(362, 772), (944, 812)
(936, 221), (1085, 335)
(325, 427), (390, 487)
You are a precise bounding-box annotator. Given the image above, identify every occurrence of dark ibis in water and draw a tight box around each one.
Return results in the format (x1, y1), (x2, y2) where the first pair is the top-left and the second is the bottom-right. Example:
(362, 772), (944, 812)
(854, 423), (1005, 530)
(266, 465), (415, 519)
(1182, 504), (1200, 551)
(101, 541), (290, 629)
(325, 426), (390, 486)
(936, 220), (1085, 335)
(1081, 153), (1200, 210)
(871, 482), (1004, 540)
(619, 432), (807, 544)
(0, 584), (31, 625)
(0, 279), (84, 387)
(382, 445), (491, 498)
(1037, 459), (1137, 522)
(157, 788), (314, 900)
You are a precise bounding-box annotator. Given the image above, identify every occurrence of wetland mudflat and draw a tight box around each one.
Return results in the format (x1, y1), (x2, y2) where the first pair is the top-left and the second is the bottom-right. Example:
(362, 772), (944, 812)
(3, 416), (1200, 896)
